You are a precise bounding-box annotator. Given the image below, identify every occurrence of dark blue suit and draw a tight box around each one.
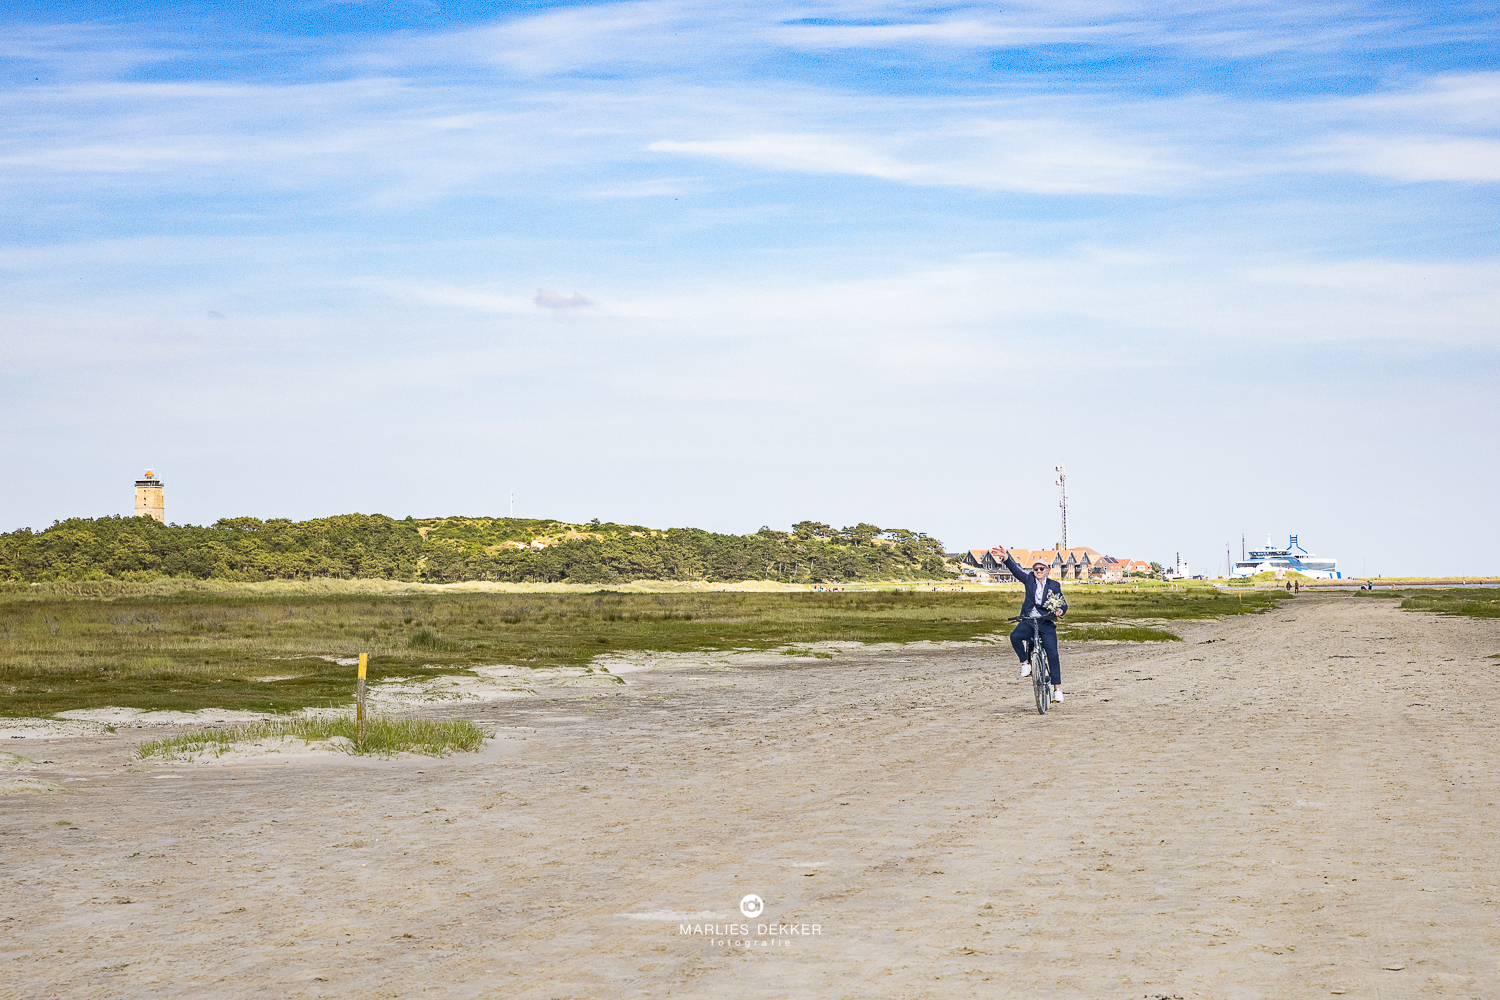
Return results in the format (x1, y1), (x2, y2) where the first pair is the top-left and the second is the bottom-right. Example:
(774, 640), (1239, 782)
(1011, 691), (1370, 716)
(1004, 554), (1067, 685)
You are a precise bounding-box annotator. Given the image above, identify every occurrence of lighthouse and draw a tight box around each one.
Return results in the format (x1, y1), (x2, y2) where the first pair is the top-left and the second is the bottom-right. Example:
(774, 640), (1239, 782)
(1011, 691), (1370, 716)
(135, 470), (164, 522)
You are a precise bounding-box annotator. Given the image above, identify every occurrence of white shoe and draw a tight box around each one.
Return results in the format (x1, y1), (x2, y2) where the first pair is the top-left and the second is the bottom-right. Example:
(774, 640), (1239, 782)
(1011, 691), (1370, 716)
(1051, 690), (1065, 704)
(1019, 661), (1032, 678)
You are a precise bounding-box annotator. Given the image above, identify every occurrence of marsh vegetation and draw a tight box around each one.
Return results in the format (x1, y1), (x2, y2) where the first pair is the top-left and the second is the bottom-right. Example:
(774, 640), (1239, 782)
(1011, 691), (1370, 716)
(1, 584), (1282, 717)
(1399, 588), (1500, 618)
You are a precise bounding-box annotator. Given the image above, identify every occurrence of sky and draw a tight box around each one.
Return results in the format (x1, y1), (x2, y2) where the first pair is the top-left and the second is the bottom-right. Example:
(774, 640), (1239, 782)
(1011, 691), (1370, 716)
(2, 1), (1497, 577)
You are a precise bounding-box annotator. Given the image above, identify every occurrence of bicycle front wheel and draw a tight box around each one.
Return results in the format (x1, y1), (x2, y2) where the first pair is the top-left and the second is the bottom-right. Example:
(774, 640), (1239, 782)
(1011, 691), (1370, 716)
(1032, 648), (1049, 714)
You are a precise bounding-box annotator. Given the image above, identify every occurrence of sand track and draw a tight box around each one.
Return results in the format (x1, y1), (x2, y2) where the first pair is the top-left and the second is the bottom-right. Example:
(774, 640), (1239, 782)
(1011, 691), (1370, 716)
(3, 594), (1497, 999)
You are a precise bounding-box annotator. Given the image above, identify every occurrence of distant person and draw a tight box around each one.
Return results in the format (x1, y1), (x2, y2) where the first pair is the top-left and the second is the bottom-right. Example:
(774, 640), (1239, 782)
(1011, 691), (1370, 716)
(990, 546), (1068, 703)
(1293, 579), (1300, 594)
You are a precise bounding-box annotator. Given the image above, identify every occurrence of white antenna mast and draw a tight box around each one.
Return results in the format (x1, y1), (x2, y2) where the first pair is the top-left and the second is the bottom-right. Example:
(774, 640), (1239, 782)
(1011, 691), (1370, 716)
(1055, 464), (1068, 549)
(510, 491), (514, 518)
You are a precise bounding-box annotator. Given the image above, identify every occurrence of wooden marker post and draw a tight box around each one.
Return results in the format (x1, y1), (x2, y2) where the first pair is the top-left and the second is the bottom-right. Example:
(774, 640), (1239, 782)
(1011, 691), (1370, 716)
(357, 653), (368, 743)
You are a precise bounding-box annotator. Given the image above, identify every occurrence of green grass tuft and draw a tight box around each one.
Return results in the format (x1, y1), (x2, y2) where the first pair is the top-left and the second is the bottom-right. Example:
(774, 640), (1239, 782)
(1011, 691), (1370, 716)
(409, 629), (441, 648)
(135, 716), (489, 760)
(1064, 625), (1181, 642)
(780, 648), (835, 658)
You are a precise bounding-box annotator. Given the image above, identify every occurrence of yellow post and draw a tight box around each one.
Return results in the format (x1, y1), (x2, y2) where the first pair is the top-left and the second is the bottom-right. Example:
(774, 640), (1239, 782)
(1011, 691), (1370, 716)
(357, 653), (368, 743)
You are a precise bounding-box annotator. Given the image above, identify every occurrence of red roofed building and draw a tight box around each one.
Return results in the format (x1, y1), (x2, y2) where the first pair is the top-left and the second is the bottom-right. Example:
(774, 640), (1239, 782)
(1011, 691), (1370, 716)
(976, 544), (1154, 582)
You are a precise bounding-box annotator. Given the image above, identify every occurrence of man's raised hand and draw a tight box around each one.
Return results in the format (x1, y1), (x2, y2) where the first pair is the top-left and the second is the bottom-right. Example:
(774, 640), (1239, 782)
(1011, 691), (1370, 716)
(990, 546), (1007, 561)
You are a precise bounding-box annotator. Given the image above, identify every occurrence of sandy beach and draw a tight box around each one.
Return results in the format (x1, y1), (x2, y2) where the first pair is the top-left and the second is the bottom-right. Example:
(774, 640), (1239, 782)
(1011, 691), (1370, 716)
(3, 593), (1497, 999)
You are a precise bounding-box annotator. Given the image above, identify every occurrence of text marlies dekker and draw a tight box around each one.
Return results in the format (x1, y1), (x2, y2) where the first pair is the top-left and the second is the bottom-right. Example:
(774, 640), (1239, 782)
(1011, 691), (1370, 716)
(679, 923), (822, 936)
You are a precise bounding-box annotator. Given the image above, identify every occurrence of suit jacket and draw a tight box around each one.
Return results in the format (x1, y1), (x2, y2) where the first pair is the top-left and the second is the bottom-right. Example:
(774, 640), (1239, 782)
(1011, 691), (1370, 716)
(1004, 554), (1067, 619)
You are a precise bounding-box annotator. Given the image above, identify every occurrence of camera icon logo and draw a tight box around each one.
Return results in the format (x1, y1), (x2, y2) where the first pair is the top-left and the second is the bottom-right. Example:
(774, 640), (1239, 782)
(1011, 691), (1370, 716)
(739, 894), (764, 918)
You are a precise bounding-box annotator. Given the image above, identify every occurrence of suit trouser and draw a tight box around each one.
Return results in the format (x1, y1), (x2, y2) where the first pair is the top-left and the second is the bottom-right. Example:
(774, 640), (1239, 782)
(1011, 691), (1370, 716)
(1010, 619), (1061, 685)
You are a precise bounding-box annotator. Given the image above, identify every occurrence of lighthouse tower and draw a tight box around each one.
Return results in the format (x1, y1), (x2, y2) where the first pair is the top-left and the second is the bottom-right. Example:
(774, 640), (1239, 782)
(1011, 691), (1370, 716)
(134, 470), (164, 522)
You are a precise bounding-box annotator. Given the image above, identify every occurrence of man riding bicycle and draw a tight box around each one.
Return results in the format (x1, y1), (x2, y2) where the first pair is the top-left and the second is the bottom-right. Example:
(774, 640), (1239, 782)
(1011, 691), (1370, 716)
(990, 546), (1068, 703)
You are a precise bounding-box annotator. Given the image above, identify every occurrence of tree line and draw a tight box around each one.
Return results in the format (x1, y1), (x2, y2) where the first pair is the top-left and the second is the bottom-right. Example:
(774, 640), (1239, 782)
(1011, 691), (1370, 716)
(0, 514), (953, 585)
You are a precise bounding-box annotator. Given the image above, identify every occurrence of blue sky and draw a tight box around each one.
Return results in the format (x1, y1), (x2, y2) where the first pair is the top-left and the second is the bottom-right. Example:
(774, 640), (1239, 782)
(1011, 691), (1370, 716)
(2, 1), (1497, 576)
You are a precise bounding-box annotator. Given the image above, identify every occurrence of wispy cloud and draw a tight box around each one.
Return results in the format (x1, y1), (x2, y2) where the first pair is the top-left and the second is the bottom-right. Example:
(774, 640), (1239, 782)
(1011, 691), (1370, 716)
(363, 1), (1488, 76)
(0, 23), (182, 79)
(535, 289), (594, 309)
(769, 17), (1111, 50)
(3, 11), (1497, 211)
(583, 176), (694, 198)
(650, 122), (1189, 194)
(367, 0), (739, 77)
(1343, 72), (1500, 127)
(1318, 136), (1500, 182)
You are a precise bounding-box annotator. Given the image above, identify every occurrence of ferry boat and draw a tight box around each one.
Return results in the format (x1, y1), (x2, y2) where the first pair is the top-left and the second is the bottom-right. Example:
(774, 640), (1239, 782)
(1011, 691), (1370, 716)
(1232, 535), (1340, 579)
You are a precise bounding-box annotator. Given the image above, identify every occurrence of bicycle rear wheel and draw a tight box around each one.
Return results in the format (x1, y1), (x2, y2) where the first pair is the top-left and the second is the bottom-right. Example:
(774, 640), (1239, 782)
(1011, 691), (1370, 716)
(1032, 647), (1049, 714)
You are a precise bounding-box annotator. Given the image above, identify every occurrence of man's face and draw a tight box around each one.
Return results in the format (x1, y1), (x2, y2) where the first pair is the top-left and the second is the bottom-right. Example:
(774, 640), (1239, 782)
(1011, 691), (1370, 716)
(1033, 564), (1049, 577)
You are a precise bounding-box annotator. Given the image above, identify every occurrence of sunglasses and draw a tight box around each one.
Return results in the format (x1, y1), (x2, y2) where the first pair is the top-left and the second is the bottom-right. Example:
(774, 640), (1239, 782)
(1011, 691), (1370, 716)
(1033, 565), (1049, 571)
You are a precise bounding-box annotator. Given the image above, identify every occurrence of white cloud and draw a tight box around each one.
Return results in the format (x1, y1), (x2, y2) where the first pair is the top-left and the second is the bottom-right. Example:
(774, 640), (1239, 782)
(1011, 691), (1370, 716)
(1319, 136), (1500, 183)
(535, 289), (594, 309)
(364, 1), (1466, 75)
(583, 176), (694, 198)
(372, 0), (744, 77)
(0, 23), (181, 79)
(769, 18), (1110, 50)
(1289, 72), (1500, 181)
(1342, 72), (1500, 128)
(4, 20), (1498, 213)
(650, 122), (1189, 194)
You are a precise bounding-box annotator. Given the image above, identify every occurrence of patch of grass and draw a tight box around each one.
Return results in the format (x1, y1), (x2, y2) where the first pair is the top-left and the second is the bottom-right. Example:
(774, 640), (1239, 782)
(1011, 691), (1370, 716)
(1056, 589), (1282, 623)
(0, 648), (474, 719)
(781, 648), (835, 658)
(2, 586), (1282, 715)
(135, 716), (489, 760)
(1399, 589), (1500, 618)
(1354, 590), (1406, 598)
(1062, 625), (1181, 642)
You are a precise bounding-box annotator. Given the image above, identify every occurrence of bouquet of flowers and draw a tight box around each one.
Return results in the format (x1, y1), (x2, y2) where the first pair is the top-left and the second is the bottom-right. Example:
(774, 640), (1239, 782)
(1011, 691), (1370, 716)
(1042, 592), (1067, 615)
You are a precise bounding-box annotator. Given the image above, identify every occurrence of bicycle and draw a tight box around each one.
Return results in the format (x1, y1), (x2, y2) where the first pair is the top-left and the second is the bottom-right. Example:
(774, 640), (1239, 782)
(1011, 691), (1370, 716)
(1008, 614), (1058, 714)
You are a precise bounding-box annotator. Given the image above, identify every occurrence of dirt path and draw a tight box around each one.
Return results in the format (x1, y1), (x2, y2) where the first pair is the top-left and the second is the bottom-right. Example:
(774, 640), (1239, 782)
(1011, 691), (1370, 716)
(4, 594), (1497, 999)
